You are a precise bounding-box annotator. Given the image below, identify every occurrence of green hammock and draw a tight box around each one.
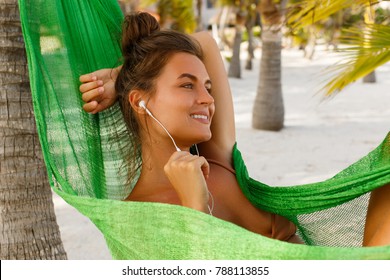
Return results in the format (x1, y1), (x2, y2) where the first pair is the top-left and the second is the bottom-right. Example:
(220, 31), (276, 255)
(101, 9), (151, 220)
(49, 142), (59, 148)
(19, 0), (390, 259)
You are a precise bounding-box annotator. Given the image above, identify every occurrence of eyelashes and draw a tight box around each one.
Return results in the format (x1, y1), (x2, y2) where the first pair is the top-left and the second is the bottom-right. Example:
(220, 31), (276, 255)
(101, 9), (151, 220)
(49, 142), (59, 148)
(181, 83), (212, 94)
(182, 83), (193, 89)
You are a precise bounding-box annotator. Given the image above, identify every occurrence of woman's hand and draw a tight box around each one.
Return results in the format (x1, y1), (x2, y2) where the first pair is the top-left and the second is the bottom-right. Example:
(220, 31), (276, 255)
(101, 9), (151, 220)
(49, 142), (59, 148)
(164, 151), (210, 213)
(79, 67), (120, 114)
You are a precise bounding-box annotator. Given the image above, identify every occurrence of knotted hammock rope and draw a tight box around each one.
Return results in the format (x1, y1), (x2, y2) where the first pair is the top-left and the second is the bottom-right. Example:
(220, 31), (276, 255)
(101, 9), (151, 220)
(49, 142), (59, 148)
(19, 0), (390, 259)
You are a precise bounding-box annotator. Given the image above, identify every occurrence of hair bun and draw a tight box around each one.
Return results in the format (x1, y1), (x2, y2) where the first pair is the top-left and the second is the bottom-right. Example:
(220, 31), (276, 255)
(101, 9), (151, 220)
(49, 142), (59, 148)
(122, 12), (160, 55)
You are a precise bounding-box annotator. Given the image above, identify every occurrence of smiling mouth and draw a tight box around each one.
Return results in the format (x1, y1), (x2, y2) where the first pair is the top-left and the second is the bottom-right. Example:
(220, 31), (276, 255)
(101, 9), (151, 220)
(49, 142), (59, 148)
(190, 114), (208, 120)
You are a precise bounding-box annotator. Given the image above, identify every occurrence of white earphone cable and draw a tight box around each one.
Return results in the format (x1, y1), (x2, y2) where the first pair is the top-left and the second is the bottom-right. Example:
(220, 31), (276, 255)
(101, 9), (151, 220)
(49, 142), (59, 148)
(141, 101), (214, 215)
(147, 109), (181, 152)
(140, 102), (181, 152)
(194, 144), (214, 216)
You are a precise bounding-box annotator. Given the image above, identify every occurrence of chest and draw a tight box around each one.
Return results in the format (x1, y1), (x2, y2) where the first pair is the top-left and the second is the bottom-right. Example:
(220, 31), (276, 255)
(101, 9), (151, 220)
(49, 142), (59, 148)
(206, 163), (273, 237)
(126, 162), (274, 237)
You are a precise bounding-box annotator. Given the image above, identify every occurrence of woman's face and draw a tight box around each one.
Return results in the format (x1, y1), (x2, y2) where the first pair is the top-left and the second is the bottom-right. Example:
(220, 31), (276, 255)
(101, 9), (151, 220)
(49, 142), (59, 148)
(145, 52), (215, 148)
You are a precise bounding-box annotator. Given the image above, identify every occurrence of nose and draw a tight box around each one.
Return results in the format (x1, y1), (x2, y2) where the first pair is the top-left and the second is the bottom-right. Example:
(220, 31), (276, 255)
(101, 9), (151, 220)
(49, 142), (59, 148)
(197, 87), (214, 105)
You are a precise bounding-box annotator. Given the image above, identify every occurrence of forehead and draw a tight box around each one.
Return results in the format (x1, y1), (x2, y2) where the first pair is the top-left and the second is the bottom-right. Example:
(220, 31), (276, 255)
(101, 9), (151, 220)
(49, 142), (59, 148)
(160, 52), (209, 79)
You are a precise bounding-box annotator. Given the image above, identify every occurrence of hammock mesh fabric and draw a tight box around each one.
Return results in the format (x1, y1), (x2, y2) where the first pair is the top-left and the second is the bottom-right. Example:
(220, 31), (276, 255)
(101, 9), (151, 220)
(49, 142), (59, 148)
(19, 0), (390, 259)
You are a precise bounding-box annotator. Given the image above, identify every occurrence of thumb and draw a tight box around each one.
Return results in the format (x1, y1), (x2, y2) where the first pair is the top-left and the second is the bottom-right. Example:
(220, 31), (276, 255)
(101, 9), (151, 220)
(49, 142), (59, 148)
(199, 157), (210, 180)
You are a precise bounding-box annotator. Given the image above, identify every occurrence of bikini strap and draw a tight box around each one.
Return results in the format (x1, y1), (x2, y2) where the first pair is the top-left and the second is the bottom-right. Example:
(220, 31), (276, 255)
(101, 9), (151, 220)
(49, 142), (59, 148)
(207, 159), (236, 175)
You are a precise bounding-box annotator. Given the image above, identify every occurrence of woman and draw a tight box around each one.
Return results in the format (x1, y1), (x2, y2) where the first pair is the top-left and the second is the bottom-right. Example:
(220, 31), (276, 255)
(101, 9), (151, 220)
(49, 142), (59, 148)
(80, 12), (390, 246)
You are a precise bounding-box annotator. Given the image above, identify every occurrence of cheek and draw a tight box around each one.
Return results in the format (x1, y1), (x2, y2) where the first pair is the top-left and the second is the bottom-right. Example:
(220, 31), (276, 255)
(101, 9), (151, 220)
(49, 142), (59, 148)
(209, 105), (216, 122)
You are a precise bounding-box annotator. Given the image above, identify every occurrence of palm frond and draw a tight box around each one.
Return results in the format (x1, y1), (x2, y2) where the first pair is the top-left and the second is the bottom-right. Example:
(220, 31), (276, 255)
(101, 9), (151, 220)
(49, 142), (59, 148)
(287, 0), (372, 29)
(140, 0), (196, 33)
(214, 0), (236, 7)
(320, 23), (390, 96)
(171, 0), (196, 33)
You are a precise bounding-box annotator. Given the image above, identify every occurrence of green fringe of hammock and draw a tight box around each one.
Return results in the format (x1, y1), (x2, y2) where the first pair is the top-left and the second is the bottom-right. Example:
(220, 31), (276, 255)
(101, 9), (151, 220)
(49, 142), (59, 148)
(19, 0), (390, 259)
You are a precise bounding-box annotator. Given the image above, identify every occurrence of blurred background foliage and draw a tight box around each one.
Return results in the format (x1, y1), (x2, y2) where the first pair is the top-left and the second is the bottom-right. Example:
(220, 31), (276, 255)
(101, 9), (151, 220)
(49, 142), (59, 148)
(118, 0), (390, 96)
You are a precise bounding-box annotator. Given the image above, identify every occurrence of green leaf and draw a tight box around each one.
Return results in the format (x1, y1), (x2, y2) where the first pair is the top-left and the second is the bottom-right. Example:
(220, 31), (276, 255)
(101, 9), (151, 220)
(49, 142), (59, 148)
(288, 0), (371, 29)
(320, 23), (390, 96)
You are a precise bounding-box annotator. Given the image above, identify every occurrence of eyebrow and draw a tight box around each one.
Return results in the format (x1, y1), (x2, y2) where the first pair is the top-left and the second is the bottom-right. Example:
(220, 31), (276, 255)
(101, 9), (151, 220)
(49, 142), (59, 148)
(178, 73), (212, 86)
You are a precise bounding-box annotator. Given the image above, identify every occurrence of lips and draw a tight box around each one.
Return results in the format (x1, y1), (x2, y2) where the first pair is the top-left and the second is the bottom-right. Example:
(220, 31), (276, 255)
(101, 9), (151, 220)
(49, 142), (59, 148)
(190, 112), (210, 124)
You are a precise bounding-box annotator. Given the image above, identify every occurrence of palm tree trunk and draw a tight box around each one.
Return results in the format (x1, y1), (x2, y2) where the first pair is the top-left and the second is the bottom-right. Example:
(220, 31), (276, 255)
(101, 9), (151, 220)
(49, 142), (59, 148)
(252, 27), (284, 130)
(0, 0), (66, 259)
(228, 24), (243, 78)
(196, 0), (203, 31)
(245, 13), (255, 70)
(363, 6), (376, 84)
(363, 71), (376, 83)
(228, 4), (248, 79)
(252, 0), (285, 131)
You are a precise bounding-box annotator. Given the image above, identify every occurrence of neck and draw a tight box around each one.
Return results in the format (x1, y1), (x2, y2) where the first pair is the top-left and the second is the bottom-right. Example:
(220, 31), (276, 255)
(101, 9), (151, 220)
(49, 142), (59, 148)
(136, 138), (192, 192)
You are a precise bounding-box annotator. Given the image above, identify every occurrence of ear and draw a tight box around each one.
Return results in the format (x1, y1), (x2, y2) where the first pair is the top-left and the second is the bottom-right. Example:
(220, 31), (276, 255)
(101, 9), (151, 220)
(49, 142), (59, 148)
(128, 90), (147, 115)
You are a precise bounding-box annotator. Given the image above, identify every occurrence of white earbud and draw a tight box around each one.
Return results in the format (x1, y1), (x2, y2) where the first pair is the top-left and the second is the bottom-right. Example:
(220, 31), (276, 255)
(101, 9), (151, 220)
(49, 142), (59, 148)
(138, 100), (181, 152)
(139, 100), (146, 110)
(139, 100), (152, 117)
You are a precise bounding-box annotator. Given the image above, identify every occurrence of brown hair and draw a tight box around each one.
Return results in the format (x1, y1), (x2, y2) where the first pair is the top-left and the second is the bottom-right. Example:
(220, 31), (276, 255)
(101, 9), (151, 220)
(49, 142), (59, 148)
(115, 12), (203, 184)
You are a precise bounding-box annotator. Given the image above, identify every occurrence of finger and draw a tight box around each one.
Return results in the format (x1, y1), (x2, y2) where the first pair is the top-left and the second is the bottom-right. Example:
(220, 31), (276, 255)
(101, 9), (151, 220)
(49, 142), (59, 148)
(81, 87), (104, 103)
(178, 153), (197, 161)
(165, 152), (196, 172)
(97, 98), (116, 111)
(169, 151), (192, 161)
(82, 101), (98, 113)
(197, 156), (210, 179)
(79, 80), (103, 93)
(183, 155), (210, 179)
(79, 73), (97, 83)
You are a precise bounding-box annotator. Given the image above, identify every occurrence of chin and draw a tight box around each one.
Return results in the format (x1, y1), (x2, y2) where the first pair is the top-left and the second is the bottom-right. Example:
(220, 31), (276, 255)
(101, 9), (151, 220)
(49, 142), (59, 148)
(197, 132), (212, 143)
(178, 129), (212, 146)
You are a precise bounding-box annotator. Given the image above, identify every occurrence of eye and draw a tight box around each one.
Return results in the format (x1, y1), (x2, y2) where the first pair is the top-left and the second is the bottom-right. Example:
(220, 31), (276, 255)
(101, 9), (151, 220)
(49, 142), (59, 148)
(205, 86), (212, 94)
(182, 83), (194, 90)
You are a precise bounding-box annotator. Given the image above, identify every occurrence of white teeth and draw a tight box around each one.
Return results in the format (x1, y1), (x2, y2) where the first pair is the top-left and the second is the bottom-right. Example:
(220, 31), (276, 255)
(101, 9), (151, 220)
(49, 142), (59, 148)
(191, 114), (208, 120)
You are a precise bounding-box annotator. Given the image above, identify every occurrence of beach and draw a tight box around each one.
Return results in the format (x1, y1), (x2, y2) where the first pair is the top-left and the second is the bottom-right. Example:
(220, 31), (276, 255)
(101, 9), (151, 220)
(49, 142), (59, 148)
(52, 47), (390, 260)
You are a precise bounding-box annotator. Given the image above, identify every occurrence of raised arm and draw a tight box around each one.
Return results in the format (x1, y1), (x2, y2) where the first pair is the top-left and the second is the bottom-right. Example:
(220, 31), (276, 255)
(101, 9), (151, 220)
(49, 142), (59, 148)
(79, 66), (121, 114)
(79, 32), (236, 164)
(191, 32), (236, 165)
